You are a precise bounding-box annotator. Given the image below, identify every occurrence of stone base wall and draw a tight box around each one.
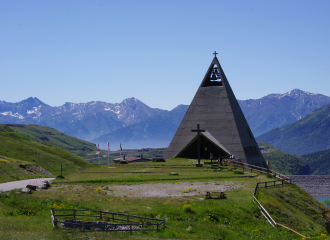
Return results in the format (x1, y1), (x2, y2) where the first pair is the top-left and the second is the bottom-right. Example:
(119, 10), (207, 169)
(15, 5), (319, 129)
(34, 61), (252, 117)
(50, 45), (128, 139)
(288, 175), (330, 197)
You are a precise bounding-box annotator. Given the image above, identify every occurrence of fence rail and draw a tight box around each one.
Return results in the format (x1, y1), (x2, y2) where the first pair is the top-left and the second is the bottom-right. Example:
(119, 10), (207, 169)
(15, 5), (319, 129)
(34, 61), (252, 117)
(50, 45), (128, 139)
(51, 208), (165, 233)
(226, 159), (291, 183)
(234, 160), (315, 238)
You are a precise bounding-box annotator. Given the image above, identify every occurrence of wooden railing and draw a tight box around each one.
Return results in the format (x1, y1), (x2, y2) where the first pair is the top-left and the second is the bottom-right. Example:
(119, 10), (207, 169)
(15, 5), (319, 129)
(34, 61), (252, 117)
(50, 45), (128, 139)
(226, 160), (317, 238)
(253, 180), (315, 238)
(51, 208), (165, 233)
(226, 159), (291, 183)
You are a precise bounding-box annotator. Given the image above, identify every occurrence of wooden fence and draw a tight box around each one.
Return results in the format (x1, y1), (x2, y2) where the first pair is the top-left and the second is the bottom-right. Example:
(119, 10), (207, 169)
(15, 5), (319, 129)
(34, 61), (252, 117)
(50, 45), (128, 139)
(221, 159), (316, 238)
(227, 160), (316, 238)
(226, 159), (291, 183)
(51, 208), (165, 233)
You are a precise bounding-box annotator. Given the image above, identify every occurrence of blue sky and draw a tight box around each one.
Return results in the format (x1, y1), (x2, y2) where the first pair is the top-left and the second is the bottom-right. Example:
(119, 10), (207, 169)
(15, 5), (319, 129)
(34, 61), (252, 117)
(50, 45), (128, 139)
(1, 0), (329, 110)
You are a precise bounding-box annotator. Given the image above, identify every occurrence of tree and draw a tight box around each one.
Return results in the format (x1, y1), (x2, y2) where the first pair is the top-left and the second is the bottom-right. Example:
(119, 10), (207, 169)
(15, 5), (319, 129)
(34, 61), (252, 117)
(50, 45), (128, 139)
(324, 199), (330, 207)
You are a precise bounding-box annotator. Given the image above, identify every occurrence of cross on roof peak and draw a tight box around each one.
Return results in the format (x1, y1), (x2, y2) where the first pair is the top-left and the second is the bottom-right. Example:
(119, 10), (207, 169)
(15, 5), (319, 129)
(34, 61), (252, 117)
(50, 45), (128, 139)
(213, 51), (218, 57)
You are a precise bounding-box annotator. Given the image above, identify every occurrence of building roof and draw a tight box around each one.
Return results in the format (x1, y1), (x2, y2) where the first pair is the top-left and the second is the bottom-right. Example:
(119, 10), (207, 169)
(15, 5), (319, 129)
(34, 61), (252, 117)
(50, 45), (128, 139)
(164, 54), (266, 166)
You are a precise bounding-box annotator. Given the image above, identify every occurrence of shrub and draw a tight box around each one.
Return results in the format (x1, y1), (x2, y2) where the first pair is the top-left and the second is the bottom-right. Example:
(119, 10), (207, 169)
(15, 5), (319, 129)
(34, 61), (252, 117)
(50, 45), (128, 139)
(183, 204), (194, 213)
(152, 158), (166, 162)
(17, 207), (35, 216)
(266, 173), (274, 178)
(324, 200), (330, 207)
(56, 175), (65, 179)
(186, 226), (193, 233)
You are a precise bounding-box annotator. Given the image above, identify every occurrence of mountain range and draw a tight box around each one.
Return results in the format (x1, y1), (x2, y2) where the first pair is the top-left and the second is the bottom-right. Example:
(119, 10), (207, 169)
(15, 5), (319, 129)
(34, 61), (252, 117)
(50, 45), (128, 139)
(1, 89), (329, 149)
(257, 102), (330, 156)
(238, 89), (330, 137)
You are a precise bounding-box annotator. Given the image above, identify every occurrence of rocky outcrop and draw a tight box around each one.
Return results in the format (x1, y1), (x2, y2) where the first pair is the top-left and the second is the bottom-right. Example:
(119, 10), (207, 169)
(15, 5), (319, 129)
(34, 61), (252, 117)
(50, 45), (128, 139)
(19, 164), (52, 176)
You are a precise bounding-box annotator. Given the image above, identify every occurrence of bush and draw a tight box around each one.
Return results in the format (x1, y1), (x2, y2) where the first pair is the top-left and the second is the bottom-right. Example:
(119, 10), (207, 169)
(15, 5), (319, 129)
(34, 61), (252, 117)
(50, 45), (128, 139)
(234, 170), (244, 174)
(266, 173), (274, 178)
(152, 158), (166, 162)
(56, 175), (65, 179)
(324, 200), (330, 207)
(183, 204), (194, 213)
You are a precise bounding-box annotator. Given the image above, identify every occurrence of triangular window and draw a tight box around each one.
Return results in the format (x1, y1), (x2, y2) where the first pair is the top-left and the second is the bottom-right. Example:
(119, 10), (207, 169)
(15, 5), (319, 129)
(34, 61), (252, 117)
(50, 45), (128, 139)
(202, 64), (223, 87)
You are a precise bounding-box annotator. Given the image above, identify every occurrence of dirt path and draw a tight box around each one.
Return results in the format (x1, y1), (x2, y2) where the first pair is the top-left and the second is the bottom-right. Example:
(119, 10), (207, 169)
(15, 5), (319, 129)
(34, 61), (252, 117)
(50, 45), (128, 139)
(107, 181), (243, 198)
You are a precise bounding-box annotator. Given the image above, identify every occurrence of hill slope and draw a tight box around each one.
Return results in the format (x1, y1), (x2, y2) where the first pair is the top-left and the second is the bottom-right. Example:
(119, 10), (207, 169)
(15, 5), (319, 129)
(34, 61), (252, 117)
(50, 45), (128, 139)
(0, 125), (92, 183)
(6, 124), (96, 158)
(302, 149), (330, 175)
(259, 142), (310, 175)
(256, 102), (330, 155)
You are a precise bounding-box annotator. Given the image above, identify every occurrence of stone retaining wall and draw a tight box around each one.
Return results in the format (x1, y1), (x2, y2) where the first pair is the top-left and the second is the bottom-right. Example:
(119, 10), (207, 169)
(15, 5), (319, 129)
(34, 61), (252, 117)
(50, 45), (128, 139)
(288, 175), (330, 197)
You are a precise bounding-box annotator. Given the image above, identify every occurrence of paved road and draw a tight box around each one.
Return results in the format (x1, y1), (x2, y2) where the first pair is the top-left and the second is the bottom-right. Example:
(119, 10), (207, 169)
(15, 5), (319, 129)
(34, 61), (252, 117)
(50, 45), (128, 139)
(0, 178), (55, 192)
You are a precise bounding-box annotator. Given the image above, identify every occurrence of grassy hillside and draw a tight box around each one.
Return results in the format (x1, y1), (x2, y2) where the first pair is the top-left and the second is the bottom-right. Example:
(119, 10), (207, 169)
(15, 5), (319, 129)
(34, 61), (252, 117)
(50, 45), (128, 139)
(302, 149), (330, 175)
(259, 142), (310, 175)
(6, 124), (96, 159)
(258, 183), (328, 234)
(256, 102), (330, 155)
(0, 156), (50, 183)
(0, 159), (327, 239)
(0, 125), (91, 183)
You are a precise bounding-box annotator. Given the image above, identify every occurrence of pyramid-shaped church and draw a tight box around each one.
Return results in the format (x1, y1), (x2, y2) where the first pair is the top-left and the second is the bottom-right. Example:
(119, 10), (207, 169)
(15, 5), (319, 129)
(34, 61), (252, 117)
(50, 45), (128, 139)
(164, 53), (266, 167)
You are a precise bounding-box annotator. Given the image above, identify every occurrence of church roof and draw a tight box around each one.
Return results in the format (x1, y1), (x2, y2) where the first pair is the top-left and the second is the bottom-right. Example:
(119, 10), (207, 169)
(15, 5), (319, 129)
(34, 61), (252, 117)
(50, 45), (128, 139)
(174, 131), (231, 158)
(164, 53), (266, 166)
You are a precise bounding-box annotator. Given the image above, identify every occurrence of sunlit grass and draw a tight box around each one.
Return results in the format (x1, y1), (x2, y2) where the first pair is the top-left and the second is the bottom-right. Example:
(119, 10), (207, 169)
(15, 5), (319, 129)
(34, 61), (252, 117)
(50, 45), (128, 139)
(0, 158), (328, 239)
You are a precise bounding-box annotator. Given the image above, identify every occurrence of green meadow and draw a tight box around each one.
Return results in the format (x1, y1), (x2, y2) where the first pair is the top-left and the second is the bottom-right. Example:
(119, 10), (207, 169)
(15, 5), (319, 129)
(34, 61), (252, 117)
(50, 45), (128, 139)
(0, 124), (92, 183)
(0, 158), (328, 239)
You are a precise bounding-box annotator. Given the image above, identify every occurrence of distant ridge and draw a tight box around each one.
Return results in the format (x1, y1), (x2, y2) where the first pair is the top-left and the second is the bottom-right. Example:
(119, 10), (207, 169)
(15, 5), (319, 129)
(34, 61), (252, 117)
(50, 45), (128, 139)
(1, 89), (329, 149)
(0, 97), (188, 143)
(256, 102), (330, 155)
(238, 89), (330, 137)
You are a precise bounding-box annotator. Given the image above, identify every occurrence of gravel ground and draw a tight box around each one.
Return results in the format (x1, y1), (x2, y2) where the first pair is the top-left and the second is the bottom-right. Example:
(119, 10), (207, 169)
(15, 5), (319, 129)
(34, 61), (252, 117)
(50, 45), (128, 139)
(107, 181), (243, 198)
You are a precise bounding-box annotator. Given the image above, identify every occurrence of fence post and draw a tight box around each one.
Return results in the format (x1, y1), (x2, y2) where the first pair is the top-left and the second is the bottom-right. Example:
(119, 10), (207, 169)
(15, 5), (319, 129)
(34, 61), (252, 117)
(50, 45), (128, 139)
(73, 209), (76, 219)
(112, 213), (114, 221)
(127, 215), (129, 223)
(130, 224), (132, 234)
(157, 223), (159, 232)
(100, 211), (102, 220)
(265, 182), (267, 188)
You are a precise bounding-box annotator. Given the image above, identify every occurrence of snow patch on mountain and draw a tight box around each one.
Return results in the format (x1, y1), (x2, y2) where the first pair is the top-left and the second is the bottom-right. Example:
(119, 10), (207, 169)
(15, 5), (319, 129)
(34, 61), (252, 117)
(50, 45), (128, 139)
(27, 105), (42, 115)
(0, 111), (24, 119)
